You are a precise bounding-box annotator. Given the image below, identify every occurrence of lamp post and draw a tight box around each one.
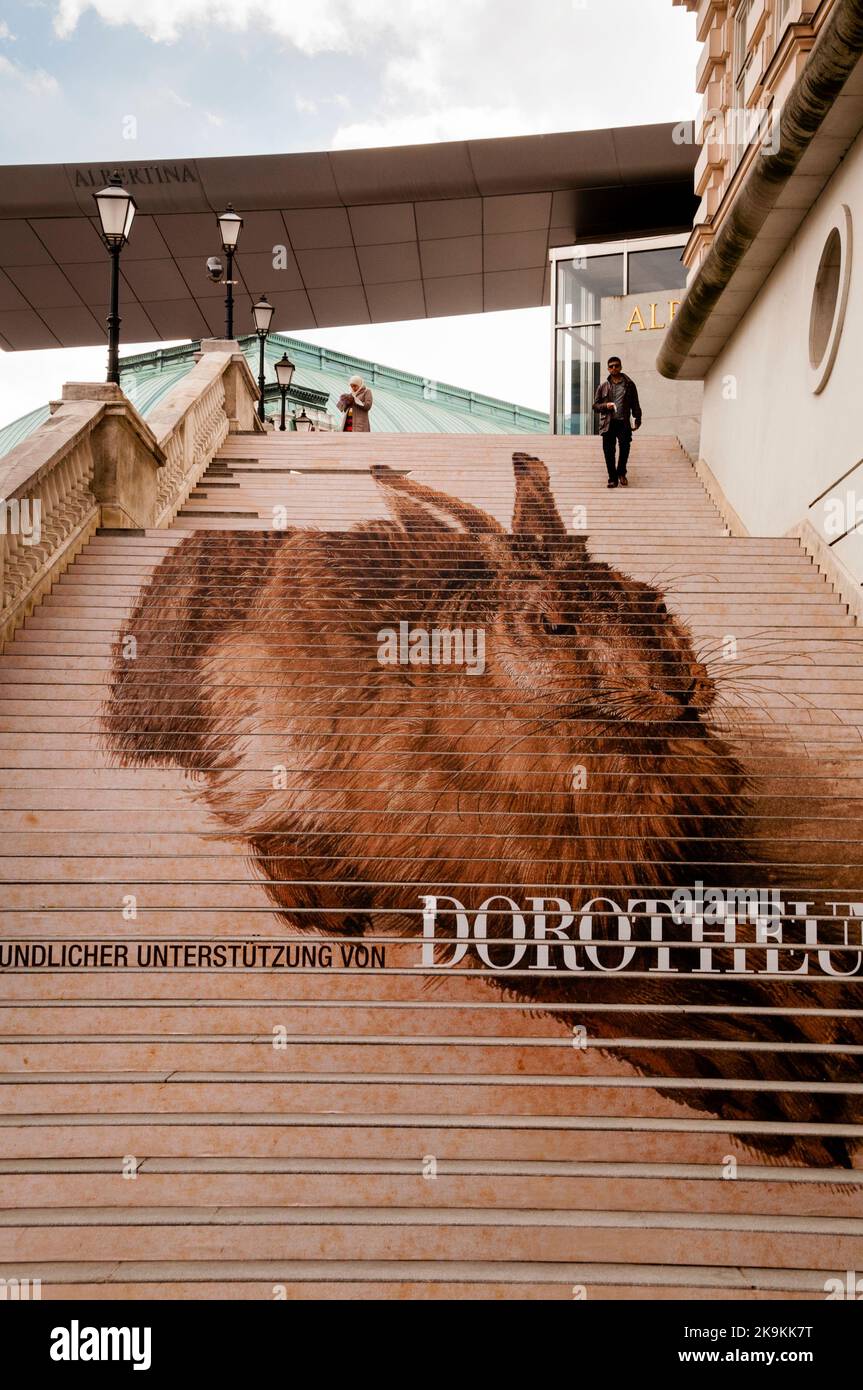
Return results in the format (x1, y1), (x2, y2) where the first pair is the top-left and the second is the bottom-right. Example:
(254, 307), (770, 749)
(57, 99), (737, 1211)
(274, 351), (295, 432)
(294, 408), (314, 433)
(93, 174), (137, 386)
(217, 204), (243, 338)
(252, 295), (275, 423)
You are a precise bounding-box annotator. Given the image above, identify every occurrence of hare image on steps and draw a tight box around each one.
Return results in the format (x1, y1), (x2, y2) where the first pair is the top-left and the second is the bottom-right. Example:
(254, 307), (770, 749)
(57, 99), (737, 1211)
(103, 452), (862, 1170)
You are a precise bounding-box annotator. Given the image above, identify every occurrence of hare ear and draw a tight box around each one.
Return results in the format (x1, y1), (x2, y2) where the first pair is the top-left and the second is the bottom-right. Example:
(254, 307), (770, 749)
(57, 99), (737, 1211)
(511, 453), (568, 554)
(371, 464), (505, 537)
(371, 470), (455, 537)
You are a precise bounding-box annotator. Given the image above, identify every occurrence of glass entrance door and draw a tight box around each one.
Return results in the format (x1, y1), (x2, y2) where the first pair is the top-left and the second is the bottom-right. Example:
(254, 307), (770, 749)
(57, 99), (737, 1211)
(552, 252), (623, 435)
(554, 325), (600, 436)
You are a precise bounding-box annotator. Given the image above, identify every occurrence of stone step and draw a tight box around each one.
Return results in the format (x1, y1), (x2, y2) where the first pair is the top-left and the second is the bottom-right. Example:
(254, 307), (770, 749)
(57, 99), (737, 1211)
(3, 434), (863, 1300)
(0, 1169), (859, 1218)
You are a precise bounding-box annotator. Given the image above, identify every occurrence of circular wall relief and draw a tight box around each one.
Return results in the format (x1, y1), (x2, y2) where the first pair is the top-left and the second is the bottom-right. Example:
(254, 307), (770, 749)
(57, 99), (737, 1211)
(809, 204), (853, 394)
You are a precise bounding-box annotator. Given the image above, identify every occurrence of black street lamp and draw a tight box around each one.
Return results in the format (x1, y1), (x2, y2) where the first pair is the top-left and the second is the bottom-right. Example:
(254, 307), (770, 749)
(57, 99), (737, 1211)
(93, 174), (137, 386)
(295, 408), (314, 433)
(252, 294), (275, 423)
(217, 204), (243, 337)
(274, 351), (295, 432)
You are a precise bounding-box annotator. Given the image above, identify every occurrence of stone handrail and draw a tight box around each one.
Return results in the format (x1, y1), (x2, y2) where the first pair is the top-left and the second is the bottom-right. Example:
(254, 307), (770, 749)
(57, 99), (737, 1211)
(146, 340), (263, 527)
(0, 340), (262, 650)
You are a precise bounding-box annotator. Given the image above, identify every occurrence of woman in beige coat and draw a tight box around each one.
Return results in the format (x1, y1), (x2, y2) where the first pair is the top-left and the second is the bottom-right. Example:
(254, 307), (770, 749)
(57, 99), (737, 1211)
(338, 375), (373, 432)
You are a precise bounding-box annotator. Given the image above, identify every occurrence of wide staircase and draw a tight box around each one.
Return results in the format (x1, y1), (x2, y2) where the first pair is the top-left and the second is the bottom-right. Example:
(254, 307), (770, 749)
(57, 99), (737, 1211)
(1, 428), (862, 1300)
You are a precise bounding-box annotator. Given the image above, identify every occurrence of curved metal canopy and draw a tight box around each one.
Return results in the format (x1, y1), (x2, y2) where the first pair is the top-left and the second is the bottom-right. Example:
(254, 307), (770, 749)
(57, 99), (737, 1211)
(0, 124), (696, 351)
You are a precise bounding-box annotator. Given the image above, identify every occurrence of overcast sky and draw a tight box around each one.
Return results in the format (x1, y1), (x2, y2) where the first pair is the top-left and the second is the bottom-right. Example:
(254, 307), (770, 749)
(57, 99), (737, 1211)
(0, 0), (700, 428)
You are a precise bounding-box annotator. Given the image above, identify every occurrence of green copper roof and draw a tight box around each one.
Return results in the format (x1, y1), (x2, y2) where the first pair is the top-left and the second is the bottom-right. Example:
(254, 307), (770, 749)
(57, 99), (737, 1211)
(0, 331), (548, 460)
(0, 403), (51, 457)
(0, 356), (195, 461)
(124, 333), (549, 434)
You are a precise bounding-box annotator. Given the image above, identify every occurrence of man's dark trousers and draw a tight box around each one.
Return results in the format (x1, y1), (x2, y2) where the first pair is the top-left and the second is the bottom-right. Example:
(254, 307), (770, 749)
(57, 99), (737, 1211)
(602, 419), (632, 481)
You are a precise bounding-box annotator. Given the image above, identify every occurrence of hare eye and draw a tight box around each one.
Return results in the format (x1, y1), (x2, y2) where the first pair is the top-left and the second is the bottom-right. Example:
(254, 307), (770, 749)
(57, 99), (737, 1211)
(541, 614), (571, 638)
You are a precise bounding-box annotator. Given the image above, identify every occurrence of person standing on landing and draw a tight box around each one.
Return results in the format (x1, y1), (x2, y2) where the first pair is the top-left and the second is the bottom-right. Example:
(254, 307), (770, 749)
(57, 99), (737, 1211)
(593, 356), (641, 488)
(338, 375), (373, 432)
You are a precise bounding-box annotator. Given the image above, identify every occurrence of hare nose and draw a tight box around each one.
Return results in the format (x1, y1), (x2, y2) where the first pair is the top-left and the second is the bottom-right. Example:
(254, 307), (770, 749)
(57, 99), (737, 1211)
(685, 663), (713, 704)
(674, 669), (713, 717)
(674, 682), (700, 721)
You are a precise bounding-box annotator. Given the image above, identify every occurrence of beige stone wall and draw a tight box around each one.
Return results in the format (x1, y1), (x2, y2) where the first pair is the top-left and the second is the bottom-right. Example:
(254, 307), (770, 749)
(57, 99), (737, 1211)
(601, 293), (703, 457)
(697, 127), (863, 584)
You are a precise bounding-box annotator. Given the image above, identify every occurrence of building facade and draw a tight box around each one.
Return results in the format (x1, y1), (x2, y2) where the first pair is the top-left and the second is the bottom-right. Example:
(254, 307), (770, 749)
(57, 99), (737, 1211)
(662, 0), (863, 611)
(676, 1), (832, 271)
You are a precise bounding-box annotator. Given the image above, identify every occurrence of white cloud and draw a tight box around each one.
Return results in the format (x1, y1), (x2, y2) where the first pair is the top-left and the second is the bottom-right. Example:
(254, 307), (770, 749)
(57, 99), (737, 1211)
(160, 86), (223, 130)
(0, 20), (15, 40)
(0, 52), (59, 95)
(47, 1), (699, 150)
(329, 2), (698, 152)
(331, 104), (551, 151)
(164, 87), (192, 109)
(50, 0), (433, 51)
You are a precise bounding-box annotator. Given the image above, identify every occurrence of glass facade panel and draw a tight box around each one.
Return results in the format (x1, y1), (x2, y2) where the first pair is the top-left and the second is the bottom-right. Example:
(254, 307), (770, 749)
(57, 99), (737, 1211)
(627, 246), (687, 295)
(554, 325), (600, 436)
(550, 235), (689, 436)
(556, 254), (624, 327)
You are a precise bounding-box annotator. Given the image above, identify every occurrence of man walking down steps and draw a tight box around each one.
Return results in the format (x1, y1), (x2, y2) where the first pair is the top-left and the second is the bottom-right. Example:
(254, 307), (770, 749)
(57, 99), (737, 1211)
(593, 355), (642, 488)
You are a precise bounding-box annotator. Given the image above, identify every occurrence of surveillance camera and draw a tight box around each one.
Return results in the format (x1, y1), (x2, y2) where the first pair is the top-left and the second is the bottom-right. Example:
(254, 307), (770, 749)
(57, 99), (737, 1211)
(206, 256), (223, 283)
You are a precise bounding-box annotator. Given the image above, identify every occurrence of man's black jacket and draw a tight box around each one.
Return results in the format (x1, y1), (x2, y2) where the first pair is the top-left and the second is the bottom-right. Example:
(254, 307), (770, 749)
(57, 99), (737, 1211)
(592, 374), (642, 434)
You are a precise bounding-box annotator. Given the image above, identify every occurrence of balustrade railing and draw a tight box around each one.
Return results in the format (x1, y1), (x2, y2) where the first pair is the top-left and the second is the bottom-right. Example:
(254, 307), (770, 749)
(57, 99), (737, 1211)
(0, 342), (262, 650)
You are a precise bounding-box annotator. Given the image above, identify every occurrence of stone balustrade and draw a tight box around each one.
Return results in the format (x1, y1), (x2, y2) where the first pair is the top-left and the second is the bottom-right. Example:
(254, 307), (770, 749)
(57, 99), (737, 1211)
(0, 341), (262, 650)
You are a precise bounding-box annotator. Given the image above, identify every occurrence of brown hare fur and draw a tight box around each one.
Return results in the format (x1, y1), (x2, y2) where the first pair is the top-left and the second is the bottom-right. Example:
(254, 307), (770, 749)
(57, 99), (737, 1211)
(103, 453), (861, 1170)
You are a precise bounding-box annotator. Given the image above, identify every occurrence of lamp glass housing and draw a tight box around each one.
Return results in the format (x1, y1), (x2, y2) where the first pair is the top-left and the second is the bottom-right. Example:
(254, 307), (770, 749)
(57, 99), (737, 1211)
(94, 178), (136, 245)
(217, 205), (243, 251)
(253, 295), (274, 335)
(274, 353), (295, 388)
